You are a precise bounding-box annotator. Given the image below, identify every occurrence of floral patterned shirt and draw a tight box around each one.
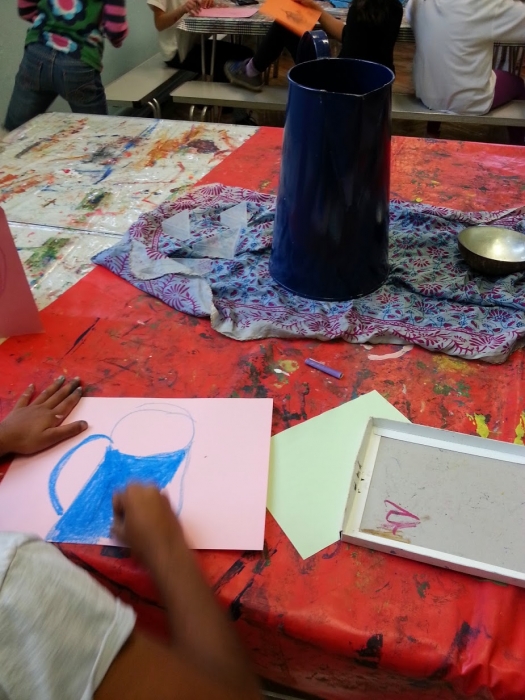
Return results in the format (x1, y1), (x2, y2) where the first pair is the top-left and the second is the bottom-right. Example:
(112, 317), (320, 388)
(19, 0), (128, 72)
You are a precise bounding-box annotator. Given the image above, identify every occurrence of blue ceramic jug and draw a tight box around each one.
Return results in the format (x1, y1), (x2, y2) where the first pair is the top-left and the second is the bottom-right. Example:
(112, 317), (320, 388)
(47, 404), (195, 543)
(270, 58), (395, 301)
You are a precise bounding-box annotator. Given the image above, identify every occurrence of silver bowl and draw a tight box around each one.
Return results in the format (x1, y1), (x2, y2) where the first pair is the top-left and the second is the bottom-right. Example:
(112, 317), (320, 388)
(458, 226), (525, 276)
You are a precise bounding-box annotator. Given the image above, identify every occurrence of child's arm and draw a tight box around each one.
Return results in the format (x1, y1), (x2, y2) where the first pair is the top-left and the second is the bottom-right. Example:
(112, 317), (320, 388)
(102, 0), (129, 48)
(0, 377), (87, 458)
(294, 0), (344, 41)
(95, 485), (261, 700)
(149, 0), (203, 32)
(17, 0), (40, 22)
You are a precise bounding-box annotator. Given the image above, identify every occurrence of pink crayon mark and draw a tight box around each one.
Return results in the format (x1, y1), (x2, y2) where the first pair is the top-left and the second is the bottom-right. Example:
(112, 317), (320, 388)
(384, 500), (420, 536)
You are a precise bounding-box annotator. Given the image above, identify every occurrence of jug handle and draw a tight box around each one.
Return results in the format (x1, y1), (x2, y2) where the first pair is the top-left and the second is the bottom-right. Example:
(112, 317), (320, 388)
(48, 434), (111, 515)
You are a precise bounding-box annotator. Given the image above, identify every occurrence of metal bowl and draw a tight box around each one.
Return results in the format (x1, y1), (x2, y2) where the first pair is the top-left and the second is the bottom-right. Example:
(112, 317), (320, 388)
(458, 225), (525, 276)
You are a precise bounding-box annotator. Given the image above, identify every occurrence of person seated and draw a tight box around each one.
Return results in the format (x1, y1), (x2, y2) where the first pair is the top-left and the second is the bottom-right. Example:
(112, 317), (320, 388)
(0, 378), (260, 700)
(224, 0), (403, 92)
(148, 0), (253, 82)
(4, 0), (128, 132)
(406, 0), (525, 142)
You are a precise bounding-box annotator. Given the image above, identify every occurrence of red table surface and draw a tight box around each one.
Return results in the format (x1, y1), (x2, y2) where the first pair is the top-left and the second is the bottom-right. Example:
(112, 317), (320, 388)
(2, 129), (525, 700)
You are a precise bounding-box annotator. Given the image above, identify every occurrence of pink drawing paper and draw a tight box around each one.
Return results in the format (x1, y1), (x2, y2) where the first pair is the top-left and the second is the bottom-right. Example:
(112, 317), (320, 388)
(0, 397), (273, 551)
(0, 208), (43, 337)
(197, 6), (259, 17)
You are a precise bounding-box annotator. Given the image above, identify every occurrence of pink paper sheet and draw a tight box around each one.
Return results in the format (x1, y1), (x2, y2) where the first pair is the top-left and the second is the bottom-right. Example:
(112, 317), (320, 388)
(197, 6), (259, 17)
(0, 208), (43, 337)
(0, 397), (273, 551)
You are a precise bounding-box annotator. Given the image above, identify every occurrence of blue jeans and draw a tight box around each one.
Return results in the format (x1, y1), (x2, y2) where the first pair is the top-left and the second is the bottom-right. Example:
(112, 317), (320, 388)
(5, 43), (107, 131)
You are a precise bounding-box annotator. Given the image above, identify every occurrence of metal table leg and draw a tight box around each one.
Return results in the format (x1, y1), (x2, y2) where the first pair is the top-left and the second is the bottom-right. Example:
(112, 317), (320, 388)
(210, 33), (217, 81)
(152, 98), (161, 118)
(201, 34), (206, 79)
(493, 45), (525, 76)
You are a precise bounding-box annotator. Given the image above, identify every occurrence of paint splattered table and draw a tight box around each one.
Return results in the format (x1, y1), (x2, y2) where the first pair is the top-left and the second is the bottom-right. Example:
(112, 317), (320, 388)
(0, 113), (255, 309)
(2, 115), (525, 700)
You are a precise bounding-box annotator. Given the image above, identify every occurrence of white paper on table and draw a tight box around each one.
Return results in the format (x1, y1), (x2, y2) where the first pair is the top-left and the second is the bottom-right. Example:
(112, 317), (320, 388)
(267, 391), (410, 559)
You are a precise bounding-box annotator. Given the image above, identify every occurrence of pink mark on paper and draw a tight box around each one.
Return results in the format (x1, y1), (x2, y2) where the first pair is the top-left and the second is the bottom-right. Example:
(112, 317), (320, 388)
(197, 6), (259, 17)
(384, 500), (420, 535)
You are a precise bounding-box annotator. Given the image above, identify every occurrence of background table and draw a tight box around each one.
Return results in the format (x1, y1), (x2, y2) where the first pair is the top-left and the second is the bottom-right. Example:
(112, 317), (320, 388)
(2, 114), (525, 700)
(178, 5), (525, 79)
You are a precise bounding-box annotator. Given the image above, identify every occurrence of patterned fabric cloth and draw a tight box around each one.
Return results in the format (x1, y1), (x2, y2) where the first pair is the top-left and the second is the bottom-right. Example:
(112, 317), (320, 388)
(93, 183), (525, 363)
(21, 0), (128, 72)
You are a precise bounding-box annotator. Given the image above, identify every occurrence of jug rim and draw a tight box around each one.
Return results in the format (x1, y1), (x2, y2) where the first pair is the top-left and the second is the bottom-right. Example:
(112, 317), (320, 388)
(288, 57), (395, 97)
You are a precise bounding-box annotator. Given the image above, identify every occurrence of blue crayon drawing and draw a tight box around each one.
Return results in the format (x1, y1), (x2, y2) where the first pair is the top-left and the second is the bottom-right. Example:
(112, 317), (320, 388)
(47, 404), (195, 544)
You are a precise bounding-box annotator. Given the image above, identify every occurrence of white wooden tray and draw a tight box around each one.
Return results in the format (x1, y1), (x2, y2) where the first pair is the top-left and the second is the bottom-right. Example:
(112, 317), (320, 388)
(341, 418), (525, 587)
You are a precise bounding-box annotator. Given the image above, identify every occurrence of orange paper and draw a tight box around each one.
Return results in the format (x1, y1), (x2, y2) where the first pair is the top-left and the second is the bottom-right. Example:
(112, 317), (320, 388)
(0, 208), (43, 337)
(260, 0), (321, 36)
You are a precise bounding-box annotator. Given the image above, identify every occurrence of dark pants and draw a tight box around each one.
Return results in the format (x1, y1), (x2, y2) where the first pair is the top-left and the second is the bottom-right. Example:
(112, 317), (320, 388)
(5, 43), (107, 131)
(167, 40), (253, 82)
(252, 22), (300, 73)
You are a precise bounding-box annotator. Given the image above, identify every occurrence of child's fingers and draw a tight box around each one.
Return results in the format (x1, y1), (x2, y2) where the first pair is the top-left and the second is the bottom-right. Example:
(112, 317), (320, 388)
(41, 378), (81, 409)
(13, 384), (35, 409)
(32, 376), (66, 405)
(43, 420), (88, 449)
(52, 385), (84, 419)
(112, 491), (125, 518)
(111, 493), (127, 540)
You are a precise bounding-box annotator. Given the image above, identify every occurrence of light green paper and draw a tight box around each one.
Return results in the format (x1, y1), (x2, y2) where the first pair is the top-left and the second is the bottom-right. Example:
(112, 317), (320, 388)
(267, 391), (409, 560)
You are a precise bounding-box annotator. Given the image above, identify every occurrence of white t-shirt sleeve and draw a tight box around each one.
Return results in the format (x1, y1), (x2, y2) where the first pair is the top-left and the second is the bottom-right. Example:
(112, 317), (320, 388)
(147, 0), (168, 11)
(492, 0), (525, 42)
(0, 533), (136, 700)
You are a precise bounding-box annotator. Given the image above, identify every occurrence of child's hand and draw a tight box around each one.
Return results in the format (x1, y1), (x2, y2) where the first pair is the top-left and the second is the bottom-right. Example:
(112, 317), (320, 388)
(184, 0), (202, 16)
(201, 0), (215, 8)
(0, 377), (88, 458)
(112, 484), (186, 566)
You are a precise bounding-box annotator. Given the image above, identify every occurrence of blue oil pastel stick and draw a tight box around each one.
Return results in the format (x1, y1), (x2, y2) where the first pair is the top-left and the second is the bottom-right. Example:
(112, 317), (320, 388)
(305, 358), (343, 380)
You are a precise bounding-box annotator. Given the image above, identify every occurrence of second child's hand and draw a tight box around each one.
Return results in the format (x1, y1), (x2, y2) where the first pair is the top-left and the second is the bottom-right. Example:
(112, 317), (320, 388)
(294, 0), (344, 41)
(187, 0), (215, 16)
(185, 0), (202, 16)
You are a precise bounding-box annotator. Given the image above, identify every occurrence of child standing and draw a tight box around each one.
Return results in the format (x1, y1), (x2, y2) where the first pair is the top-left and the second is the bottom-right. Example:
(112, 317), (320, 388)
(4, 0), (128, 131)
(225, 0), (403, 92)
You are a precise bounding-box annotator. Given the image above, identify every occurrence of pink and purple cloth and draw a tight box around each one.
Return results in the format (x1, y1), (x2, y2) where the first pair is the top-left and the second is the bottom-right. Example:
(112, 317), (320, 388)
(93, 183), (525, 363)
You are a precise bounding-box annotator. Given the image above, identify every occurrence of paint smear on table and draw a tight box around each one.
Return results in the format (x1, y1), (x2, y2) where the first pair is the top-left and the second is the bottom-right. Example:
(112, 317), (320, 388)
(514, 411), (525, 445)
(468, 413), (490, 438)
(368, 345), (413, 361)
(1, 114), (256, 235)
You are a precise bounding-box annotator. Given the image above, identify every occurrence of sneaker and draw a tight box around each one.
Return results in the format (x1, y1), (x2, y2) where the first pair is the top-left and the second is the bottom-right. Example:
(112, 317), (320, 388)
(224, 59), (263, 92)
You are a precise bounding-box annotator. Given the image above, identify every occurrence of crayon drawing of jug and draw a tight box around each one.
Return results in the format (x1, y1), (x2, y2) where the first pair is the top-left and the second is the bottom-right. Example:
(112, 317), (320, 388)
(47, 404), (195, 544)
